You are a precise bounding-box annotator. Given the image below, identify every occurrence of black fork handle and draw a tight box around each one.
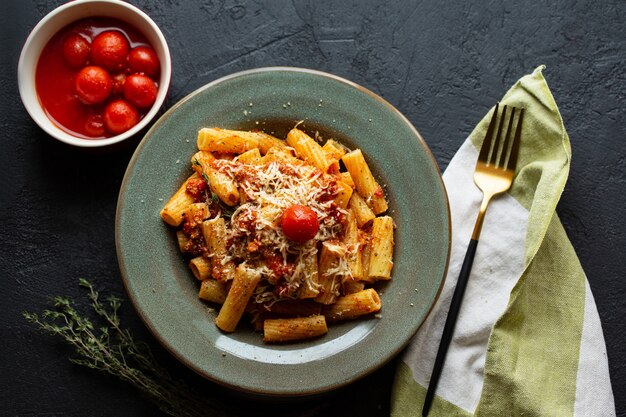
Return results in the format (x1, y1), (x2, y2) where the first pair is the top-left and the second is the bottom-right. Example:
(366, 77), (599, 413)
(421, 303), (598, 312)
(422, 238), (479, 417)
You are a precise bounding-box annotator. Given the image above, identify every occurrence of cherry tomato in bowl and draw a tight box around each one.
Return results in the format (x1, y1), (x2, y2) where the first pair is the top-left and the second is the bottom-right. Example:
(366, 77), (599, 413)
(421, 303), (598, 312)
(62, 33), (90, 68)
(124, 73), (157, 108)
(129, 46), (160, 78)
(85, 114), (106, 137)
(91, 30), (129, 72)
(103, 99), (139, 134)
(111, 72), (127, 96)
(280, 205), (320, 243)
(75, 65), (112, 104)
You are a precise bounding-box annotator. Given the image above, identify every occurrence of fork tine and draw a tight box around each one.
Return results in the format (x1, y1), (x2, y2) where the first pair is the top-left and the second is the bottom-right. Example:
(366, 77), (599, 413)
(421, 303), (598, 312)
(478, 102), (500, 162)
(489, 105), (507, 166)
(499, 107), (516, 168)
(506, 108), (524, 171)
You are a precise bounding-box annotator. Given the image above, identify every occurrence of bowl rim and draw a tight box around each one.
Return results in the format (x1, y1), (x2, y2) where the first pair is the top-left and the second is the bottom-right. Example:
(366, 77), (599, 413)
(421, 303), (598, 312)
(116, 66), (451, 395)
(17, 0), (172, 148)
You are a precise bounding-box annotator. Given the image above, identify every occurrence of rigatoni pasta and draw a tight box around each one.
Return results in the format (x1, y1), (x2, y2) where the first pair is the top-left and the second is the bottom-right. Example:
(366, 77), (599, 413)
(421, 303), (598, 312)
(349, 192), (376, 228)
(286, 128), (332, 172)
(368, 216), (394, 280)
(191, 151), (240, 206)
(323, 289), (382, 322)
(341, 149), (388, 214)
(198, 279), (228, 304)
(189, 256), (211, 280)
(198, 128), (261, 154)
(298, 246), (320, 299)
(334, 180), (354, 209)
(160, 173), (200, 226)
(314, 242), (345, 305)
(343, 209), (364, 280)
(202, 217), (236, 281)
(215, 265), (262, 332)
(162, 126), (395, 343)
(263, 315), (328, 343)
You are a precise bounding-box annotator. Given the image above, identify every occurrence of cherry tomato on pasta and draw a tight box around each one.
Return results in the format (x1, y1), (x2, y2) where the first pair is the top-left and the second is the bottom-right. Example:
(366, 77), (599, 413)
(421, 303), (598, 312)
(280, 205), (319, 243)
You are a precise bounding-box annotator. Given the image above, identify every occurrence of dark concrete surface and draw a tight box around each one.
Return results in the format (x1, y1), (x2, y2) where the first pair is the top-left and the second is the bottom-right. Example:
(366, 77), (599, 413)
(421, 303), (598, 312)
(2, 1), (624, 416)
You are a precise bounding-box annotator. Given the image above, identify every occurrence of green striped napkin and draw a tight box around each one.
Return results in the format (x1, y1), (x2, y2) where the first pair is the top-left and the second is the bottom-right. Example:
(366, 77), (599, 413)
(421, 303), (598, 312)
(391, 66), (615, 417)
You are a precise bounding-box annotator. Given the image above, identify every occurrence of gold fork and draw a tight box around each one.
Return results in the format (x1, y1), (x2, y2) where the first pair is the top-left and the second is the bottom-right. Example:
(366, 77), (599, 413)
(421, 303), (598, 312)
(422, 103), (524, 417)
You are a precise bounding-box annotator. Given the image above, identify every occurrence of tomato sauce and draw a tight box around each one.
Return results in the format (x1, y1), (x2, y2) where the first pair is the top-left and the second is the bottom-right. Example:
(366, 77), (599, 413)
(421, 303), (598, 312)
(36, 17), (156, 139)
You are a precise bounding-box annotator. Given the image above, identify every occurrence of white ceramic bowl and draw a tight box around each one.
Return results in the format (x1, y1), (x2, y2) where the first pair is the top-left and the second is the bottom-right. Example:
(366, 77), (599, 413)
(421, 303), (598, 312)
(18, 0), (172, 148)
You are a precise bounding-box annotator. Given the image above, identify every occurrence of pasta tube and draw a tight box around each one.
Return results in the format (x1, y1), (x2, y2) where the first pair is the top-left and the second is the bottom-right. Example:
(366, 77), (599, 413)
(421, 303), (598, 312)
(176, 230), (189, 253)
(322, 139), (347, 160)
(215, 265), (262, 332)
(314, 242), (344, 305)
(207, 169), (239, 206)
(298, 247), (320, 299)
(348, 192), (375, 228)
(198, 279), (228, 304)
(263, 146), (302, 166)
(367, 216), (394, 280)
(263, 315), (328, 343)
(339, 171), (355, 188)
(334, 180), (354, 209)
(286, 128), (331, 172)
(258, 135), (287, 154)
(322, 139), (346, 173)
(343, 209), (364, 279)
(189, 202), (209, 222)
(236, 148), (262, 164)
(202, 218), (235, 281)
(323, 289), (381, 322)
(197, 128), (261, 154)
(341, 149), (388, 214)
(191, 151), (239, 206)
(191, 149), (216, 171)
(189, 257), (211, 280)
(160, 173), (199, 226)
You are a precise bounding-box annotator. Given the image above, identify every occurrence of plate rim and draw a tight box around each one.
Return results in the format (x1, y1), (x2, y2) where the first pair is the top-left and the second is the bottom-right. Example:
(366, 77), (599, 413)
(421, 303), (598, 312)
(115, 66), (451, 396)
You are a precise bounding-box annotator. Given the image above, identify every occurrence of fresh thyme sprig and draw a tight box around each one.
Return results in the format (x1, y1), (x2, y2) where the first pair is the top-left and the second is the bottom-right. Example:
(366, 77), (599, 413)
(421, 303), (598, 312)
(23, 279), (230, 417)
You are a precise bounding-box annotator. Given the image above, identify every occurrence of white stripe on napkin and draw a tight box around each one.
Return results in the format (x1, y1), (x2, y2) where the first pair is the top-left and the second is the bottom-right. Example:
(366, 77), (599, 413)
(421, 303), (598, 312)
(574, 279), (615, 417)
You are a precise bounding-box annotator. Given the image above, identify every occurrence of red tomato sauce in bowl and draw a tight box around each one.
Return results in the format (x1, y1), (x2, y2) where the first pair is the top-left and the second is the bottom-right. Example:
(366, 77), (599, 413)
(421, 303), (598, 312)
(36, 17), (160, 139)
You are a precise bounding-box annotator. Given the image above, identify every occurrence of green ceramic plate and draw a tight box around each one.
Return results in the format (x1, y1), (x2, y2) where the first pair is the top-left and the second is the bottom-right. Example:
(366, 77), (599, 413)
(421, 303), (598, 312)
(116, 67), (450, 396)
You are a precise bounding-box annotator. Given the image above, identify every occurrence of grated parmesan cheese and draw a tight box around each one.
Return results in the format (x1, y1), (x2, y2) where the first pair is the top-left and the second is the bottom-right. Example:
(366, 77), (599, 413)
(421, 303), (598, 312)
(213, 159), (349, 301)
